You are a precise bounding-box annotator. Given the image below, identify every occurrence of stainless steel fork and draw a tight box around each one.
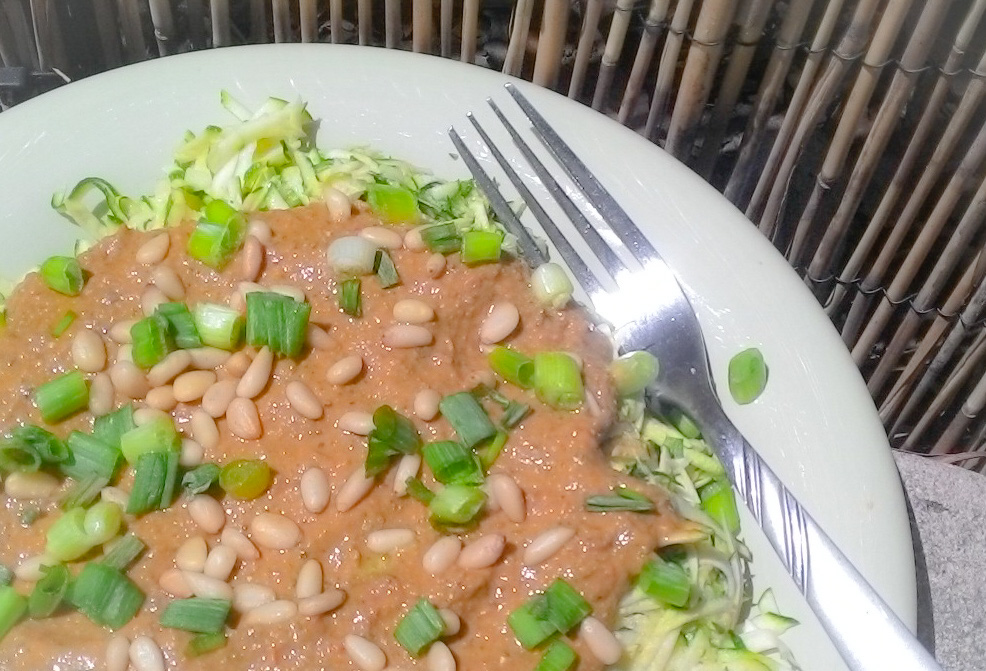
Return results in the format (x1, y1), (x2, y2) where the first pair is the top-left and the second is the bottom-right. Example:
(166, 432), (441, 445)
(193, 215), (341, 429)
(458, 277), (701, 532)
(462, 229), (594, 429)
(449, 83), (940, 671)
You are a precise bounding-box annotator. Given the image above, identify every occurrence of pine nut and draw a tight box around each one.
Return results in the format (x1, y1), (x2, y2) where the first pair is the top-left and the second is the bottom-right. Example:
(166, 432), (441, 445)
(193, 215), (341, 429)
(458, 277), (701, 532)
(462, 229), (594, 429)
(233, 583), (276, 612)
(458, 534), (505, 569)
(222, 526), (260, 560)
(466, 370), (495, 389)
(404, 226), (426, 251)
(383, 324), (433, 348)
(190, 409), (220, 449)
(488, 474), (525, 523)
(89, 372), (114, 416)
(241, 599), (298, 627)
(188, 347), (231, 369)
(108, 319), (136, 344)
(14, 554), (51, 581)
(427, 641), (456, 671)
(179, 438), (204, 467)
(298, 588), (346, 616)
(227, 397), (262, 440)
(360, 226), (404, 249)
(423, 537), (461, 574)
(271, 284), (306, 302)
(158, 567), (193, 598)
(100, 486), (130, 508)
(204, 545), (238, 581)
(229, 291), (246, 314)
(145, 385), (177, 411)
(129, 636), (165, 671)
(71, 329), (106, 372)
(338, 411), (373, 435)
(250, 512), (301, 549)
(439, 608), (460, 636)
(188, 495), (226, 534)
(413, 389), (441, 421)
(182, 571), (233, 599)
(106, 634), (130, 671)
(392, 454), (421, 496)
(224, 351), (252, 377)
(240, 235), (264, 281)
(426, 253), (446, 278)
(238, 281), (265, 301)
(150, 265), (185, 300)
(236, 346), (273, 398)
(141, 286), (169, 316)
(137, 233), (170, 264)
(580, 616), (623, 664)
(479, 302), (520, 344)
(295, 559), (323, 599)
(336, 466), (374, 512)
(326, 354), (364, 385)
(247, 219), (273, 244)
(117, 345), (134, 364)
(173, 370), (217, 403)
(109, 361), (149, 399)
(301, 467), (331, 513)
(344, 635), (386, 671)
(147, 349), (192, 386)
(366, 528), (415, 554)
(202, 379), (238, 418)
(323, 187), (352, 223)
(175, 536), (208, 572)
(307, 324), (332, 350)
(393, 298), (435, 324)
(3, 471), (59, 500)
(133, 408), (169, 426)
(523, 526), (575, 565)
(286, 381), (323, 419)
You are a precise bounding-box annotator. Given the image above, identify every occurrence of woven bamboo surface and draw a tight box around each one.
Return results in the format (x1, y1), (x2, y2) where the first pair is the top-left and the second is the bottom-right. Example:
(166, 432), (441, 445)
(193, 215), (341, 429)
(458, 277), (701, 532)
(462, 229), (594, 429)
(2, 0), (986, 467)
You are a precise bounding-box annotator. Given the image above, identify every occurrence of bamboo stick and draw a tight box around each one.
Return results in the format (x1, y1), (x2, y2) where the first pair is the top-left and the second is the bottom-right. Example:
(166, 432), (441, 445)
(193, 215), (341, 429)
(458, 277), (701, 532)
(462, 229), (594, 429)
(503, 0), (536, 77)
(440, 0), (453, 58)
(212, 0), (232, 47)
(28, 0), (54, 68)
(385, 0), (401, 49)
(461, 0), (479, 64)
(795, 0), (945, 269)
(301, 0), (318, 42)
(745, 0), (848, 227)
(642, 0), (696, 136)
(931, 364), (986, 454)
(250, 0), (268, 43)
(89, 0), (122, 69)
(724, 0), (815, 205)
(569, 0), (605, 100)
(852, 116), (986, 367)
(532, 0), (569, 89)
(617, 0), (670, 121)
(592, 0), (636, 111)
(412, 0), (432, 53)
(185, 0), (205, 49)
(273, 0), (291, 42)
(148, 0), (176, 56)
(116, 0), (149, 60)
(358, 0), (372, 46)
(330, 0), (343, 43)
(0, 1), (32, 67)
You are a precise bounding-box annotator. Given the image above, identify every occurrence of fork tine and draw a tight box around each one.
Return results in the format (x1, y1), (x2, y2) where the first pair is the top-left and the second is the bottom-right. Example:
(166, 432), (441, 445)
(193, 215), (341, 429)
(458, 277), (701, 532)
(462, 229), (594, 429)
(447, 127), (547, 267)
(505, 83), (659, 266)
(464, 113), (606, 299)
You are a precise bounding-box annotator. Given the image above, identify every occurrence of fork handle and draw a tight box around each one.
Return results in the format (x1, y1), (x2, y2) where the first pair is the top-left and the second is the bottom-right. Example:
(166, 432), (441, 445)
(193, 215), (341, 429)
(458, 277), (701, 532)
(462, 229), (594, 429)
(675, 393), (940, 670)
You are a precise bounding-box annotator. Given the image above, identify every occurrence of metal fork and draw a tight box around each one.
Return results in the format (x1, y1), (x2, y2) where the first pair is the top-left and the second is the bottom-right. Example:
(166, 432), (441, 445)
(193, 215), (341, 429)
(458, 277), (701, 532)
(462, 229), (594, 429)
(449, 83), (940, 671)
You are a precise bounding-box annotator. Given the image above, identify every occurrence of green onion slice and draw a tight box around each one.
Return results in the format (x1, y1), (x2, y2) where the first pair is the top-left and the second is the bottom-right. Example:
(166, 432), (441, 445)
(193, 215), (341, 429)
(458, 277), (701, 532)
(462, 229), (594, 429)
(420, 223), (461, 254)
(366, 184), (419, 224)
(61, 431), (121, 482)
(130, 315), (174, 369)
(637, 556), (691, 608)
(46, 508), (97, 562)
(51, 311), (78, 337)
(438, 392), (496, 449)
(13, 425), (68, 464)
(100, 533), (146, 571)
(533, 352), (584, 411)
(0, 586), (27, 643)
(404, 477), (435, 504)
(28, 564), (69, 618)
(534, 640), (578, 671)
(609, 351), (659, 397)
(700, 478), (740, 535)
(245, 291), (311, 358)
(488, 346), (535, 388)
(40, 256), (84, 296)
(460, 230), (504, 265)
(83, 501), (124, 545)
(187, 631), (228, 657)
(339, 278), (362, 317)
(428, 484), (486, 525)
(59, 475), (109, 510)
(374, 250), (400, 289)
(92, 404), (136, 450)
(35, 371), (89, 424)
(507, 599), (557, 650)
(394, 598), (445, 656)
(423, 441), (484, 486)
(156, 302), (203, 349)
(540, 579), (592, 633)
(585, 486), (655, 514)
(186, 202), (246, 269)
(160, 597), (231, 634)
(193, 303), (244, 351)
(0, 438), (41, 473)
(182, 463), (221, 496)
(67, 562), (144, 629)
(120, 417), (180, 465)
(502, 401), (531, 429)
(477, 430), (509, 471)
(728, 347), (768, 405)
(127, 451), (180, 515)
(218, 459), (272, 500)
(365, 405), (421, 477)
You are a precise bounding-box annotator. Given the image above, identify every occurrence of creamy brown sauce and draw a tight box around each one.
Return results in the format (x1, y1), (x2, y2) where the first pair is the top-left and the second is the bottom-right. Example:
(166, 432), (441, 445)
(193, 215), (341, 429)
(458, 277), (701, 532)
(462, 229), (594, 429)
(0, 203), (686, 670)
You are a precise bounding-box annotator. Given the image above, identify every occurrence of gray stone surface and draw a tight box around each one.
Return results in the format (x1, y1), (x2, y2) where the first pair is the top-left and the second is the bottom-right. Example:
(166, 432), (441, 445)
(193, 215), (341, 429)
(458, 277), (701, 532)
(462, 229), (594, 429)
(894, 451), (986, 671)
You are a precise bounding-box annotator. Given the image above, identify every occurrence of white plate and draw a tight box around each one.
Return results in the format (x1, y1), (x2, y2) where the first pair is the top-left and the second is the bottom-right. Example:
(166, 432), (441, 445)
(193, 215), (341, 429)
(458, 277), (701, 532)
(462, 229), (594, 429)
(0, 45), (914, 669)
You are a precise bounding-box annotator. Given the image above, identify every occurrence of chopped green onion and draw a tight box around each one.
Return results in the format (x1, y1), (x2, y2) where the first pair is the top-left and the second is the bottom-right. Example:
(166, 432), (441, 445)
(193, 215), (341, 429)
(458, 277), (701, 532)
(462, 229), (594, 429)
(405, 477), (435, 504)
(92, 404), (135, 450)
(13, 425), (68, 464)
(28, 564), (69, 618)
(420, 222), (461, 253)
(40, 256), (84, 296)
(533, 352), (584, 411)
(502, 401), (531, 429)
(366, 184), (419, 224)
(610, 351), (659, 397)
(728, 347), (768, 405)
(0, 438), (41, 473)
(373, 250), (400, 288)
(0, 586), (27, 643)
(67, 562), (144, 629)
(327, 236), (378, 275)
(193, 303), (244, 351)
(438, 392), (496, 449)
(700, 478), (740, 535)
(130, 315), (174, 369)
(186, 202), (246, 269)
(120, 417), (179, 464)
(531, 263), (574, 309)
(219, 459), (272, 500)
(428, 484), (486, 525)
(84, 501), (124, 545)
(365, 405), (421, 477)
(394, 598), (445, 656)
(540, 579), (592, 633)
(127, 451), (180, 515)
(182, 463), (221, 496)
(61, 431), (121, 481)
(423, 441), (484, 486)
(46, 508), (96, 561)
(477, 430), (509, 471)
(100, 533), (146, 571)
(586, 486), (655, 513)
(35, 371), (89, 423)
(187, 632), (228, 657)
(51, 311), (77, 337)
(245, 291), (311, 358)
(60, 475), (109, 509)
(156, 303), (203, 349)
(19, 506), (40, 527)
(339, 278), (362, 317)
(507, 599), (557, 649)
(488, 346), (535, 388)
(160, 597), (231, 634)
(667, 407), (701, 439)
(637, 556), (691, 607)
(535, 640), (578, 671)
(460, 230), (504, 265)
